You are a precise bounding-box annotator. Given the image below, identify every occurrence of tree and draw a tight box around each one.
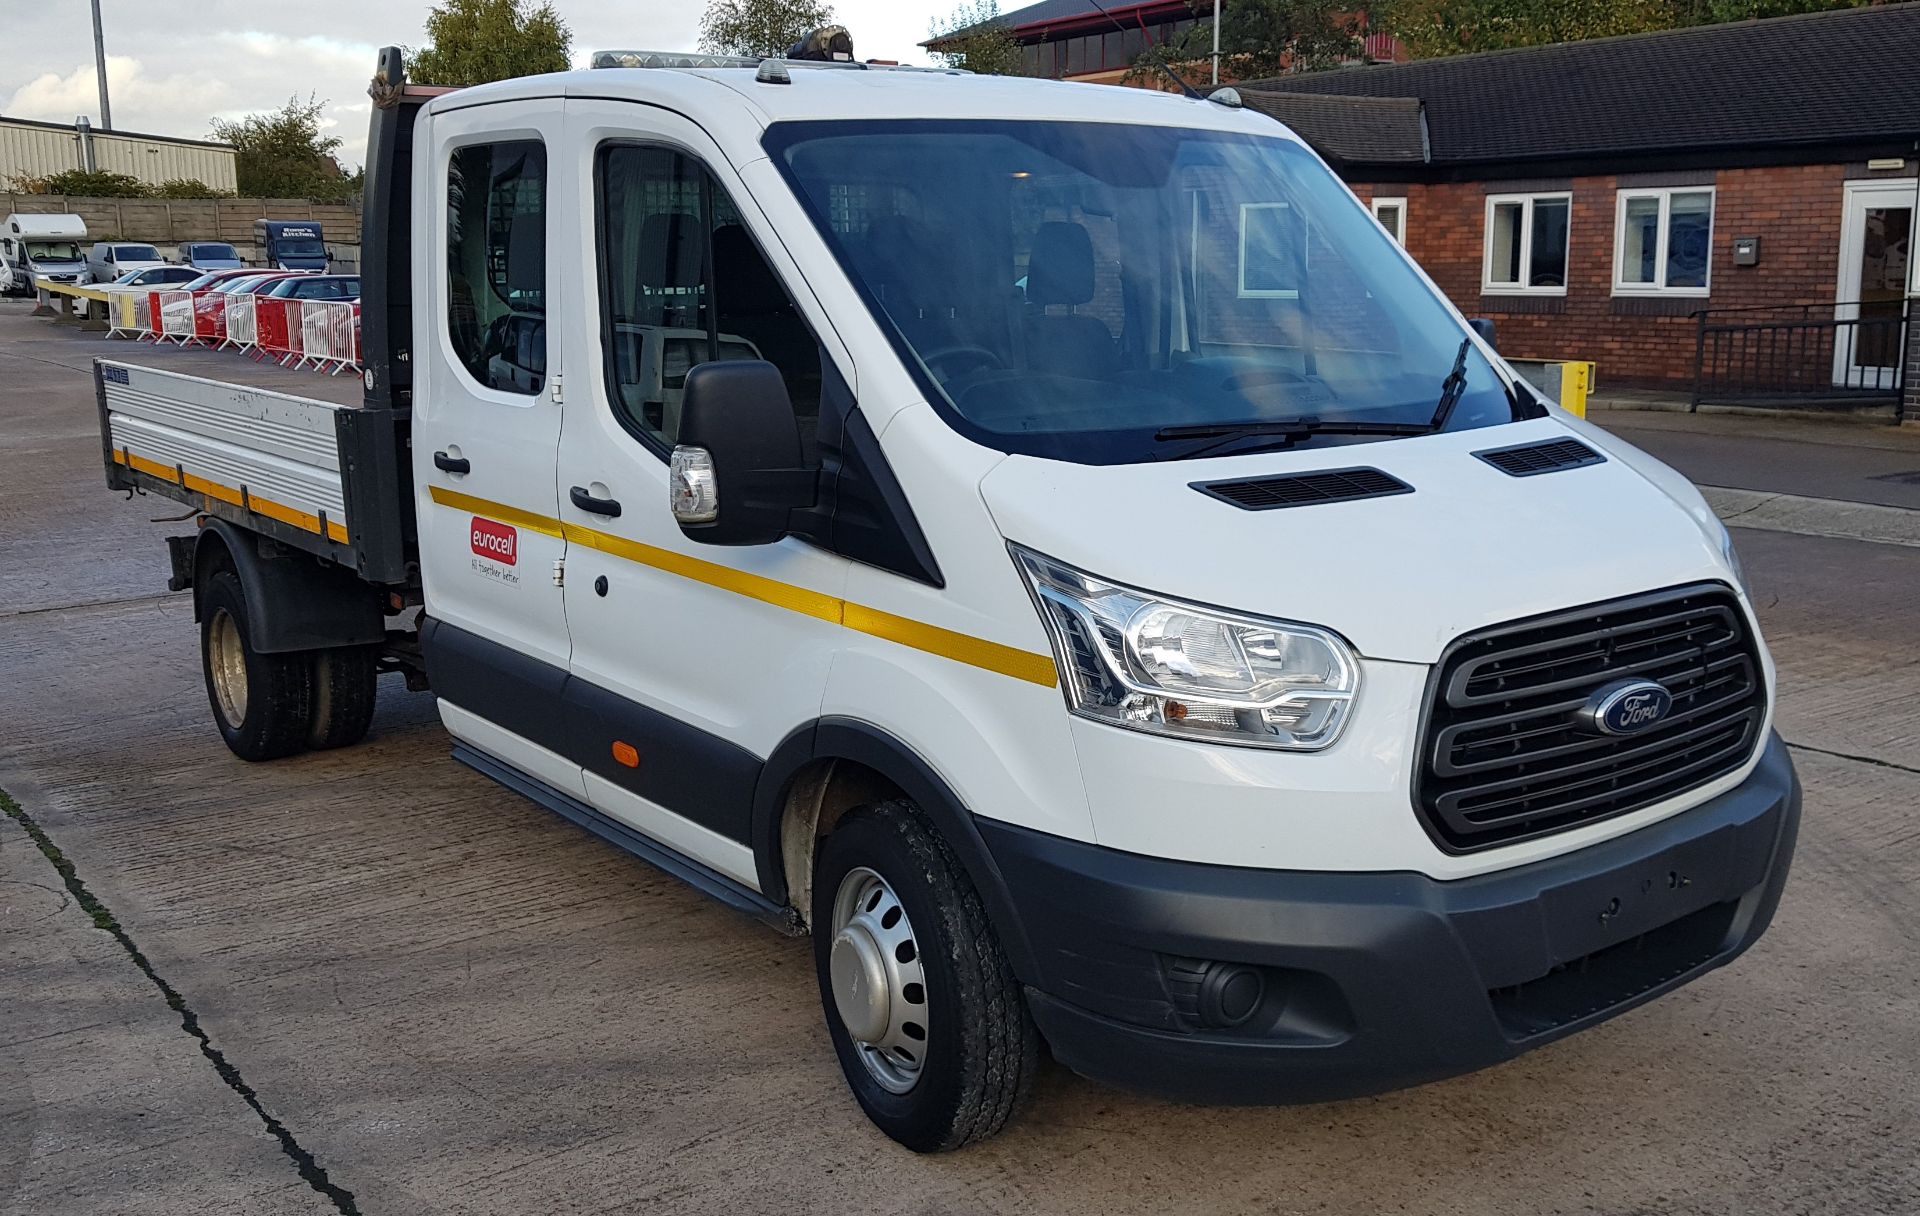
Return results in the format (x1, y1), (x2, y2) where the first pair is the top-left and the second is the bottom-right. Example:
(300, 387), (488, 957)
(408, 0), (572, 86)
(210, 96), (357, 202)
(1135, 0), (1364, 83)
(41, 169), (151, 198)
(1377, 0), (1884, 59)
(156, 179), (234, 199)
(929, 1), (1024, 75)
(699, 0), (836, 57)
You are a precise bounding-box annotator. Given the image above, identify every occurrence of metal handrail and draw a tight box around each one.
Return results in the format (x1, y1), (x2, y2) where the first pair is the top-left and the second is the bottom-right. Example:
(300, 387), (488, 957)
(1691, 298), (1909, 419)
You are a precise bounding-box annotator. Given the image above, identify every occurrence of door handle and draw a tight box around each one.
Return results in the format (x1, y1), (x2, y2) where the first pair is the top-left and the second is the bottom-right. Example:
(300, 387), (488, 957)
(433, 451), (470, 475)
(570, 485), (622, 518)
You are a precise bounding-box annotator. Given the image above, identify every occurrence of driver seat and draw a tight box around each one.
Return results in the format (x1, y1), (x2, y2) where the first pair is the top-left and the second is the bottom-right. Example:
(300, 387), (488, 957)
(1023, 222), (1115, 381)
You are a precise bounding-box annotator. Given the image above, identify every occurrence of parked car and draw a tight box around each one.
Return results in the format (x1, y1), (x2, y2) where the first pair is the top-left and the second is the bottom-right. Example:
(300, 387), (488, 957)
(85, 242), (168, 284)
(177, 268), (265, 292)
(177, 242), (246, 271)
(259, 273), (361, 302)
(1, 213), (88, 295)
(191, 272), (304, 341)
(76, 264), (201, 319)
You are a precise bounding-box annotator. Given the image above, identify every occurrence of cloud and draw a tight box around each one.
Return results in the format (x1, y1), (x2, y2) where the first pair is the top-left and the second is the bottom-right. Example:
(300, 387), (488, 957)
(3, 56), (235, 135)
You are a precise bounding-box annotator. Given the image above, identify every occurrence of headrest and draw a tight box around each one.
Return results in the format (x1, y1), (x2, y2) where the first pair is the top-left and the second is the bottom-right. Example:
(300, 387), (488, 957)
(711, 225), (788, 316)
(1026, 221), (1095, 307)
(637, 212), (703, 289)
(859, 215), (938, 313)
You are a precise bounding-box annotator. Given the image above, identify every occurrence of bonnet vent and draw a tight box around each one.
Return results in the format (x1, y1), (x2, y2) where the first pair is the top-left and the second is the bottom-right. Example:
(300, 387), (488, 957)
(1474, 438), (1606, 477)
(1194, 466), (1412, 511)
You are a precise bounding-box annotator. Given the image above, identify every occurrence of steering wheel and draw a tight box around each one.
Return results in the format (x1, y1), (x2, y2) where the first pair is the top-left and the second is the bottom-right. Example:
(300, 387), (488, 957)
(919, 344), (1003, 379)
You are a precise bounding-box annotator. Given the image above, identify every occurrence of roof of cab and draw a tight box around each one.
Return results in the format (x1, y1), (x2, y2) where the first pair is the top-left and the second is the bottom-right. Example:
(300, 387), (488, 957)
(429, 63), (1299, 142)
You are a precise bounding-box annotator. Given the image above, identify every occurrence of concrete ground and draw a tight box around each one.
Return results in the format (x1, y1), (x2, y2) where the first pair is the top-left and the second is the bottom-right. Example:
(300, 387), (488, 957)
(3, 304), (1918, 1215)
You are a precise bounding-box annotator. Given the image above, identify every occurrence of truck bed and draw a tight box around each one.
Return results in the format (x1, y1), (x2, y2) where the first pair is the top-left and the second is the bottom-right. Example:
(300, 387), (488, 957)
(97, 358), (415, 584)
(98, 342), (367, 406)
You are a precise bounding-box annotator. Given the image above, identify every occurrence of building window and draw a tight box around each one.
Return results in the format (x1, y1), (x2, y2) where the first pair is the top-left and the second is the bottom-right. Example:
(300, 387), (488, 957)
(1372, 196), (1407, 244)
(1483, 192), (1569, 295)
(1614, 187), (1714, 295)
(1239, 202), (1303, 298)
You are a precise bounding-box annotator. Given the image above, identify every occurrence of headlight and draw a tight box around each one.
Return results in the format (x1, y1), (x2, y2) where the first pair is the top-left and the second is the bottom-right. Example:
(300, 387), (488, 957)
(1012, 545), (1359, 750)
(1716, 519), (1747, 592)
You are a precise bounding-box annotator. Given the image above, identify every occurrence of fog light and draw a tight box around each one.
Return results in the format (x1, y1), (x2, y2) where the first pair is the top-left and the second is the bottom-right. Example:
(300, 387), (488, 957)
(1167, 957), (1267, 1030)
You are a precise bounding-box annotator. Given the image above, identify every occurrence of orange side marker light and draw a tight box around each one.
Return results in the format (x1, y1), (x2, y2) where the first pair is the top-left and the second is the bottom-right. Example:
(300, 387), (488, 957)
(611, 741), (640, 769)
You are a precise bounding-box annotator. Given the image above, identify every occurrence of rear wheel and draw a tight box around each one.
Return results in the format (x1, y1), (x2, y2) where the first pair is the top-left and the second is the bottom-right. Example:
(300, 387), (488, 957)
(812, 801), (1040, 1152)
(200, 570), (311, 761)
(307, 646), (379, 750)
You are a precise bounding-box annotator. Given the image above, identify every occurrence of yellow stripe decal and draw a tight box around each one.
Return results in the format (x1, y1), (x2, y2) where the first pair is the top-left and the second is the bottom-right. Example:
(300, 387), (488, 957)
(842, 602), (1061, 687)
(429, 487), (1057, 687)
(428, 485), (563, 538)
(564, 524), (845, 623)
(119, 450), (349, 544)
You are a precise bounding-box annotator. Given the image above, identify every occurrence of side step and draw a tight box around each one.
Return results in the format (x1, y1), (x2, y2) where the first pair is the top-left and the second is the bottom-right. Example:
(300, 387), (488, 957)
(452, 742), (804, 937)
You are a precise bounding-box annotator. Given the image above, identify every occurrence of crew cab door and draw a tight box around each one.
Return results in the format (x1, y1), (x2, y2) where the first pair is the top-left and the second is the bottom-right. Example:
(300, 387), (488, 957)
(413, 100), (583, 797)
(552, 99), (851, 886)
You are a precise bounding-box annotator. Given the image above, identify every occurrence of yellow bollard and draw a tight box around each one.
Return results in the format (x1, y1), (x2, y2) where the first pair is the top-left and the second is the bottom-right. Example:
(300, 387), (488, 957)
(1559, 360), (1595, 418)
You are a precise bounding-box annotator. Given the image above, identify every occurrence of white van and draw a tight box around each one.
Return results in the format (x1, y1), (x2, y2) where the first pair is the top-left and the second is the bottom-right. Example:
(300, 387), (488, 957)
(1, 213), (88, 295)
(94, 45), (1800, 1153)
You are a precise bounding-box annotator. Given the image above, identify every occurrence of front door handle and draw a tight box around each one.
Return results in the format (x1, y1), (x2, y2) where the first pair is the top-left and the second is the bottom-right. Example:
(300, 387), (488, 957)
(433, 450), (470, 475)
(570, 485), (622, 518)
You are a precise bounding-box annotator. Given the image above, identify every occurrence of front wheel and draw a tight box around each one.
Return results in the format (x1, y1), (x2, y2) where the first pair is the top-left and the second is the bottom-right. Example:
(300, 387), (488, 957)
(812, 801), (1040, 1152)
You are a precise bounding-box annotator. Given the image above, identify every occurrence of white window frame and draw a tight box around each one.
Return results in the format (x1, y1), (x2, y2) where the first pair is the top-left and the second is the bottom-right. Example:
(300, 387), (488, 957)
(1481, 192), (1571, 296)
(1612, 186), (1716, 297)
(1371, 196), (1407, 245)
(1238, 202), (1302, 299)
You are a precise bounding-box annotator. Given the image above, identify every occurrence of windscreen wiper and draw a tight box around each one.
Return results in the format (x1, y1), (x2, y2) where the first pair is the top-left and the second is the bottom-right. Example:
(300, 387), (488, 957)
(1154, 417), (1429, 462)
(1428, 338), (1473, 432)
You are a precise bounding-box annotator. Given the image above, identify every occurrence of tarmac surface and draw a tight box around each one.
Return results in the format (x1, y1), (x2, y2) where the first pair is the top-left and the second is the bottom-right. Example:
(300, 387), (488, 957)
(3, 305), (1918, 1215)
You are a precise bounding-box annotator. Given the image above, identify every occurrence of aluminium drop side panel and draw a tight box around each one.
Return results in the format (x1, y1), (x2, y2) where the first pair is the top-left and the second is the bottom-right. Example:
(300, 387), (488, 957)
(96, 359), (365, 564)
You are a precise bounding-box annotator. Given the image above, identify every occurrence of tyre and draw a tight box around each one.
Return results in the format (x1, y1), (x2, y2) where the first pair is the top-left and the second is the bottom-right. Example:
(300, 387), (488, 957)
(199, 570), (312, 761)
(307, 645), (379, 750)
(812, 800), (1040, 1152)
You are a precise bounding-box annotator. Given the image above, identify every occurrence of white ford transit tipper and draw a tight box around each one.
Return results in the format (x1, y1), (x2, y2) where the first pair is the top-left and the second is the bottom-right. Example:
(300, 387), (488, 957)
(94, 44), (1799, 1152)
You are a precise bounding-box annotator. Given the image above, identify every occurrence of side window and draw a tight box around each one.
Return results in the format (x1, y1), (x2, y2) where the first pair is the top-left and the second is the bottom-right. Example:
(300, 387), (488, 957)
(595, 144), (822, 461)
(447, 140), (546, 395)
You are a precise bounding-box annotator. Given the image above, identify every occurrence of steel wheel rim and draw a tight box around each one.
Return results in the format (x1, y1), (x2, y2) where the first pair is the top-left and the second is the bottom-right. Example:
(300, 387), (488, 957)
(829, 866), (929, 1094)
(209, 609), (249, 725)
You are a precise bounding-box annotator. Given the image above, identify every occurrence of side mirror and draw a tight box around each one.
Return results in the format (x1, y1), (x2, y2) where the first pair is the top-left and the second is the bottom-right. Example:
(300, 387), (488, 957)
(1467, 316), (1498, 351)
(672, 360), (815, 546)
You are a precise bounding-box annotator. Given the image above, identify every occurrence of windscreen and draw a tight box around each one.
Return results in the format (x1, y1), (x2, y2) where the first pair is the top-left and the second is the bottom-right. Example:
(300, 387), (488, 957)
(770, 120), (1515, 464)
(278, 239), (326, 258)
(116, 245), (162, 261)
(27, 241), (81, 261)
(191, 243), (239, 259)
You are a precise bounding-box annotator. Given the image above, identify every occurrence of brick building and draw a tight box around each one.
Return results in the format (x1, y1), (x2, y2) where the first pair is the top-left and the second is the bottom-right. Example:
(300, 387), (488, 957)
(924, 0), (1404, 84)
(1242, 5), (1920, 399)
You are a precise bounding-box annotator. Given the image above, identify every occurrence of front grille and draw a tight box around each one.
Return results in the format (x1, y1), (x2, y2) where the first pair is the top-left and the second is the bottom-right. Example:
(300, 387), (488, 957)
(1194, 466), (1412, 511)
(1415, 585), (1765, 853)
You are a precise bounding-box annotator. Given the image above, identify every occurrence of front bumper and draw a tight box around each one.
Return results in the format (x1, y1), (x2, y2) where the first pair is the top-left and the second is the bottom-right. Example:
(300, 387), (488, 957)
(977, 734), (1800, 1105)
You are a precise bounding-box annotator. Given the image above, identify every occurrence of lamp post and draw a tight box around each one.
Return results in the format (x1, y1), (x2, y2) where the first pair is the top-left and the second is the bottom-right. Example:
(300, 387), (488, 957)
(1212, 0), (1222, 84)
(90, 0), (112, 130)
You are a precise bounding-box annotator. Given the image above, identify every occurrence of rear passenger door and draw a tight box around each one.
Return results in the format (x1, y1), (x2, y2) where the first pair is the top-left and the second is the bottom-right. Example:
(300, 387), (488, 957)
(551, 99), (851, 886)
(412, 101), (583, 797)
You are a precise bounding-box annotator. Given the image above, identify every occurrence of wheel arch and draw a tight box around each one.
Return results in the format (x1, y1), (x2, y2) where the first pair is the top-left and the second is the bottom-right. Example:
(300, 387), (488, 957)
(190, 520), (386, 654)
(752, 717), (1036, 980)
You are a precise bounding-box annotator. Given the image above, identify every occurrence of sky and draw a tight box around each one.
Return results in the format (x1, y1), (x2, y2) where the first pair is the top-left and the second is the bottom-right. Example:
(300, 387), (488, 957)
(0, 1), (960, 171)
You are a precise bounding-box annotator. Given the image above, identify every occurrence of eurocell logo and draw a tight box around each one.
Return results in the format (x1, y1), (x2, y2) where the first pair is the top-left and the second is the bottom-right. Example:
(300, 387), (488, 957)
(470, 517), (517, 565)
